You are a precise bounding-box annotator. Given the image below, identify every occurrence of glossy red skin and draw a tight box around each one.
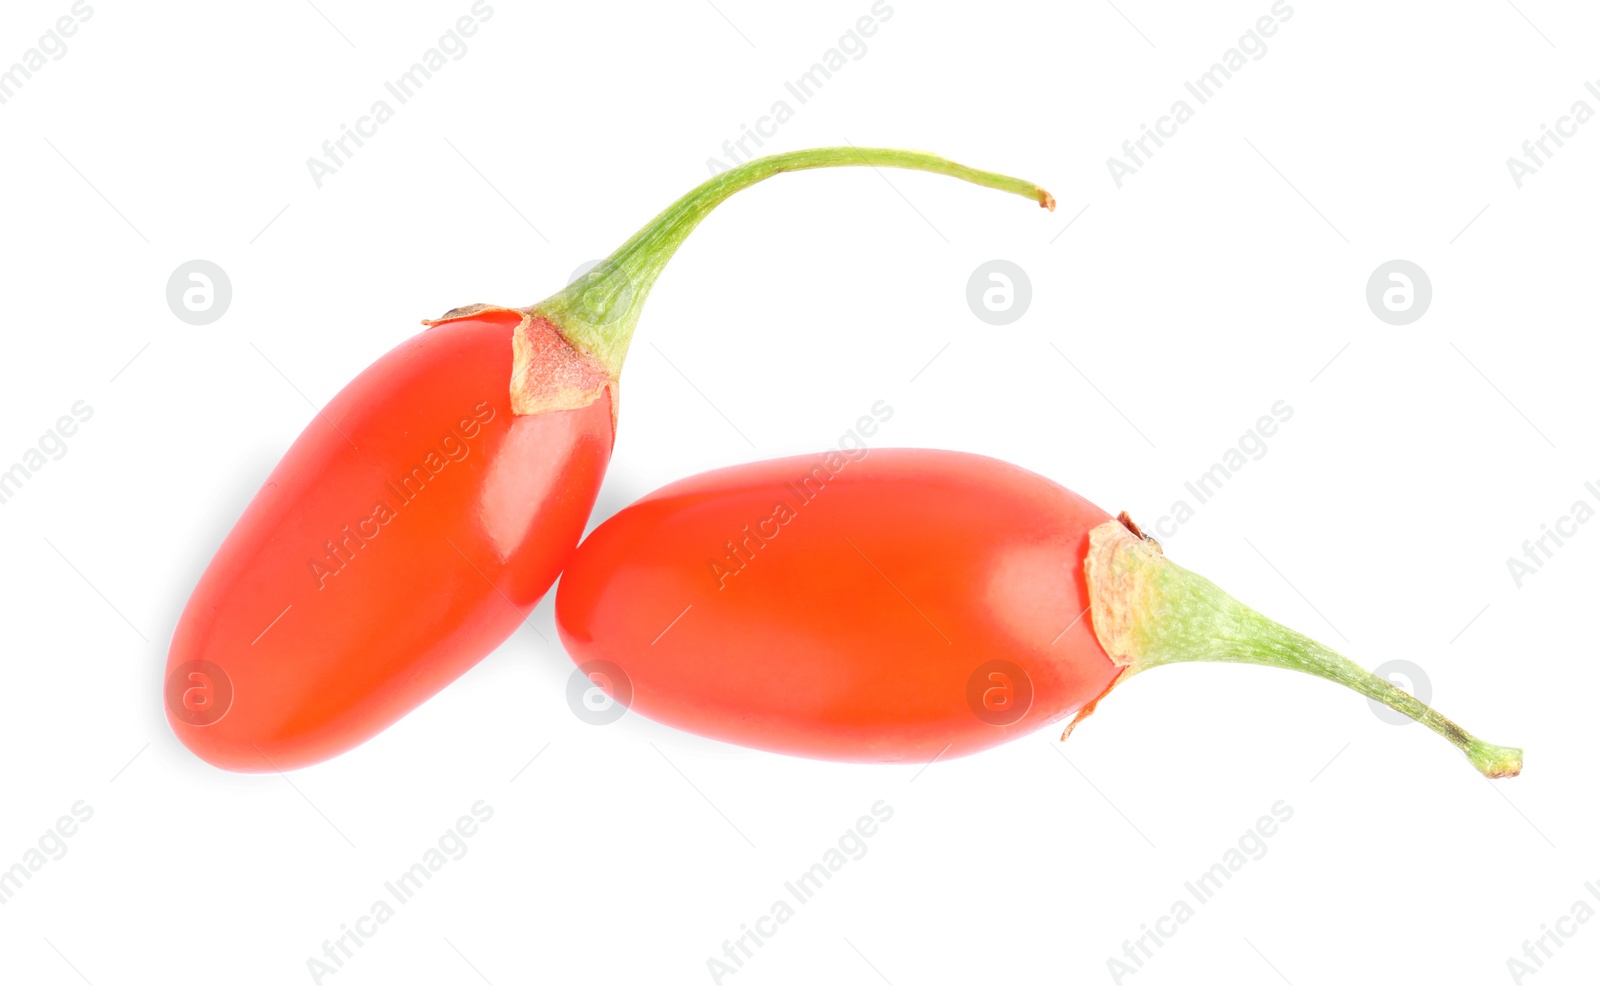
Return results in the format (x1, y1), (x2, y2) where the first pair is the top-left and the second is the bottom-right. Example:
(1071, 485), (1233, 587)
(166, 311), (612, 771)
(556, 449), (1121, 763)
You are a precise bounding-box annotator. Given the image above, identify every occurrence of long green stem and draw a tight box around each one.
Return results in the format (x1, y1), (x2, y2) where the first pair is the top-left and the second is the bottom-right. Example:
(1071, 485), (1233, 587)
(532, 147), (1054, 377)
(1084, 518), (1522, 778)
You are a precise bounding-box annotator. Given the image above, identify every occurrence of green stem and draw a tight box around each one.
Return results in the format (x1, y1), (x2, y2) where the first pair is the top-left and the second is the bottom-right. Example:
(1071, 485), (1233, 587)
(531, 147), (1055, 378)
(1085, 518), (1522, 779)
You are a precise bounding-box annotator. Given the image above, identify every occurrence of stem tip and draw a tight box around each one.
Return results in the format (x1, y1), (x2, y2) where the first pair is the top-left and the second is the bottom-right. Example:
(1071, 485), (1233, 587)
(1468, 741), (1523, 779)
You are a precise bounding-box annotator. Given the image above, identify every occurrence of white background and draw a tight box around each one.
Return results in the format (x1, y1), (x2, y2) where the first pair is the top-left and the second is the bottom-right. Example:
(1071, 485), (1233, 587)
(0, 1), (1594, 983)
